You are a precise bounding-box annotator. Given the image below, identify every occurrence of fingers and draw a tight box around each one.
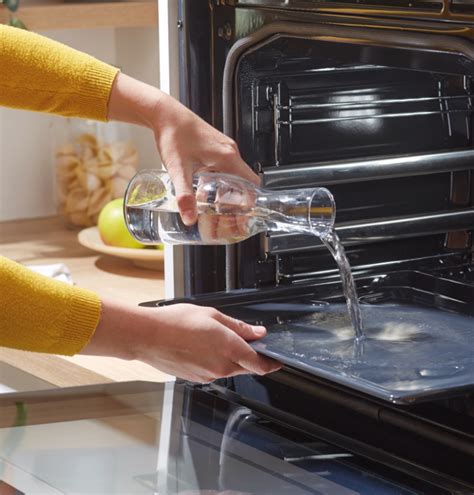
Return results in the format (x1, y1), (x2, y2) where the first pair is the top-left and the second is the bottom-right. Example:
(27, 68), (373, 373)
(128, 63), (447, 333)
(215, 215), (245, 243)
(195, 340), (281, 382)
(234, 342), (283, 376)
(191, 364), (253, 384)
(197, 212), (219, 243)
(211, 184), (253, 242)
(212, 309), (282, 376)
(167, 164), (197, 225)
(220, 144), (261, 186)
(214, 311), (266, 341)
(213, 311), (282, 375)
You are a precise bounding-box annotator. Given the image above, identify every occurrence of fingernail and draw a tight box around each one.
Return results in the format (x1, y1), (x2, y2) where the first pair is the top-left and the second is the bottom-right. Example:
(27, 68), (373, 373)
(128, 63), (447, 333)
(182, 209), (195, 226)
(253, 326), (266, 336)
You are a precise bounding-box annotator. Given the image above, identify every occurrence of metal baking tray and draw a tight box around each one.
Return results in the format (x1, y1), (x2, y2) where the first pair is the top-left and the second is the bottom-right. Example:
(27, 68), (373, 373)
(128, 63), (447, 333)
(147, 270), (474, 404)
(222, 271), (474, 404)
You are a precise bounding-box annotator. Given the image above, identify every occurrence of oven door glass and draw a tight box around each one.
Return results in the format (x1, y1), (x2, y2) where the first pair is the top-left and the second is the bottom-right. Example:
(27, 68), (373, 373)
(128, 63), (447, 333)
(0, 382), (459, 494)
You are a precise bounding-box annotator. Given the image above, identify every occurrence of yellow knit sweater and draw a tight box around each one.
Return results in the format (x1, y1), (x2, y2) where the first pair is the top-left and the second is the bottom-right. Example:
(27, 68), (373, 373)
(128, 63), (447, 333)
(0, 25), (120, 355)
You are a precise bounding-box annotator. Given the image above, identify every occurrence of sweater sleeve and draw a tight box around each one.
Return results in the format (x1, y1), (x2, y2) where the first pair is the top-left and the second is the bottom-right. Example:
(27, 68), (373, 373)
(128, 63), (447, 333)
(0, 25), (119, 121)
(0, 256), (101, 355)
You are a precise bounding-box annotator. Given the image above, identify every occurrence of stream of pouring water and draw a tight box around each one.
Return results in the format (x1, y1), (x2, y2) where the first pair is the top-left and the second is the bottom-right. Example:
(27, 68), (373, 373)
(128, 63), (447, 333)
(321, 230), (364, 341)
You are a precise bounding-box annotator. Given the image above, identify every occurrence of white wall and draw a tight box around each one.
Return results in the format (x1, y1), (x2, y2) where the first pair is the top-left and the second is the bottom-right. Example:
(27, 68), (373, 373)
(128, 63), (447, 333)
(0, 26), (160, 222)
(116, 27), (161, 170)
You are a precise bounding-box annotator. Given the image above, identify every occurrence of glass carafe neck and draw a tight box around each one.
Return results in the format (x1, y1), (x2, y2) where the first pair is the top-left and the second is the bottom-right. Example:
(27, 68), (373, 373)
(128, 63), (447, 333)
(256, 187), (335, 237)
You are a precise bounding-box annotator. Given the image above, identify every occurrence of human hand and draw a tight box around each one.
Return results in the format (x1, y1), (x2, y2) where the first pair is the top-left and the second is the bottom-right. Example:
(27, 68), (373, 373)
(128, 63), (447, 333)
(195, 174), (257, 244)
(136, 303), (281, 382)
(82, 299), (281, 383)
(151, 93), (259, 226)
(107, 73), (260, 226)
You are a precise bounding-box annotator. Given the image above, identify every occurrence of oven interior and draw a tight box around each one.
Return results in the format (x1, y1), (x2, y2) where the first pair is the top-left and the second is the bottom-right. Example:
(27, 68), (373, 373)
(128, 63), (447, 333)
(232, 33), (474, 288)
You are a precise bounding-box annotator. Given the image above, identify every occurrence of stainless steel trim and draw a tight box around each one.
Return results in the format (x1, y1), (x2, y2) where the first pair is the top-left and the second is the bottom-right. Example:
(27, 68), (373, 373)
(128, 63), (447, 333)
(263, 149), (474, 188)
(267, 208), (474, 254)
(273, 92), (280, 165)
(225, 244), (237, 292)
(232, 0), (474, 24)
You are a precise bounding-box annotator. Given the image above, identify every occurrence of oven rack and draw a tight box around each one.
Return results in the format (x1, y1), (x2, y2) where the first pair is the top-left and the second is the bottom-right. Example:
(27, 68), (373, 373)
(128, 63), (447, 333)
(262, 148), (474, 256)
(267, 74), (474, 166)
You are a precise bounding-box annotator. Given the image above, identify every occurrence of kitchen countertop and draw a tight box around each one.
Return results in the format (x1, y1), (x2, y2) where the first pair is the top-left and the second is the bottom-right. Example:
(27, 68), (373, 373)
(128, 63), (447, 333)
(0, 216), (172, 389)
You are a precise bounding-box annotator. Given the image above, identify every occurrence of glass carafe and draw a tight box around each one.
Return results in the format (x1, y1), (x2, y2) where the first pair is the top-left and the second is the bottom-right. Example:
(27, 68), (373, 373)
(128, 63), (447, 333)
(124, 170), (335, 245)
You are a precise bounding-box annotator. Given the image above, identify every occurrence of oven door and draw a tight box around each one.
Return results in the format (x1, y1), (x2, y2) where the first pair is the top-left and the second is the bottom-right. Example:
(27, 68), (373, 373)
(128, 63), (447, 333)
(166, 382), (474, 494)
(0, 382), (469, 494)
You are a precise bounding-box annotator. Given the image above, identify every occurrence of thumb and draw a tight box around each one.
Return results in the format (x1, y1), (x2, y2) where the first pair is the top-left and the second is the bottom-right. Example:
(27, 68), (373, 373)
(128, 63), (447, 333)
(215, 312), (267, 341)
(167, 165), (197, 226)
(236, 344), (282, 376)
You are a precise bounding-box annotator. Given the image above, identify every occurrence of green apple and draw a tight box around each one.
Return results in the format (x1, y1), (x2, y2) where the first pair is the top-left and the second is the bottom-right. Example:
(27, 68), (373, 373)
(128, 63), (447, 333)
(98, 198), (145, 249)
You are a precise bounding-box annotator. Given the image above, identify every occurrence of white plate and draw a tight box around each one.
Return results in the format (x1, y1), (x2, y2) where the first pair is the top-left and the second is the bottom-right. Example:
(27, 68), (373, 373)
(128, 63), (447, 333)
(78, 227), (164, 270)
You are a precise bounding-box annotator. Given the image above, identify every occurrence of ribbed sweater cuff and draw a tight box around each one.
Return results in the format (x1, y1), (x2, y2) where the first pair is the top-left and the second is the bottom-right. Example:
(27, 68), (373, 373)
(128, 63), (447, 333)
(79, 62), (120, 121)
(48, 288), (102, 356)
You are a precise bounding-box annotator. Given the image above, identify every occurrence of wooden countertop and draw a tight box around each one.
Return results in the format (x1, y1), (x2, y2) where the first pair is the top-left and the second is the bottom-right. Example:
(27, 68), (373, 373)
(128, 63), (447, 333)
(0, 216), (172, 388)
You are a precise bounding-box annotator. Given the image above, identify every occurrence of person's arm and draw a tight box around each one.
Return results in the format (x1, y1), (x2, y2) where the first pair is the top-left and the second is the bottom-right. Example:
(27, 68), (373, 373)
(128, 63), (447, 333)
(0, 256), (101, 355)
(0, 25), (118, 121)
(0, 25), (259, 224)
(0, 256), (280, 381)
(82, 299), (280, 383)
(0, 28), (280, 380)
(107, 74), (260, 225)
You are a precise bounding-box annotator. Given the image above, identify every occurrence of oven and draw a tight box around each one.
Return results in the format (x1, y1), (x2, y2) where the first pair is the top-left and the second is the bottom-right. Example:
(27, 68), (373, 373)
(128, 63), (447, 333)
(146, 1), (474, 492)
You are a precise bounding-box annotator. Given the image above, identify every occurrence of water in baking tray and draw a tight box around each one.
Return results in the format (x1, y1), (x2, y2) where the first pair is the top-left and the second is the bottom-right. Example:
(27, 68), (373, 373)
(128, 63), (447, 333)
(250, 302), (474, 395)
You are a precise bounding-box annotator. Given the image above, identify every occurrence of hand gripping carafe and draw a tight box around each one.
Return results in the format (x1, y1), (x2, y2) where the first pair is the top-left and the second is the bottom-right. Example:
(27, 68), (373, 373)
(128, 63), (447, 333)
(124, 169), (335, 245)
